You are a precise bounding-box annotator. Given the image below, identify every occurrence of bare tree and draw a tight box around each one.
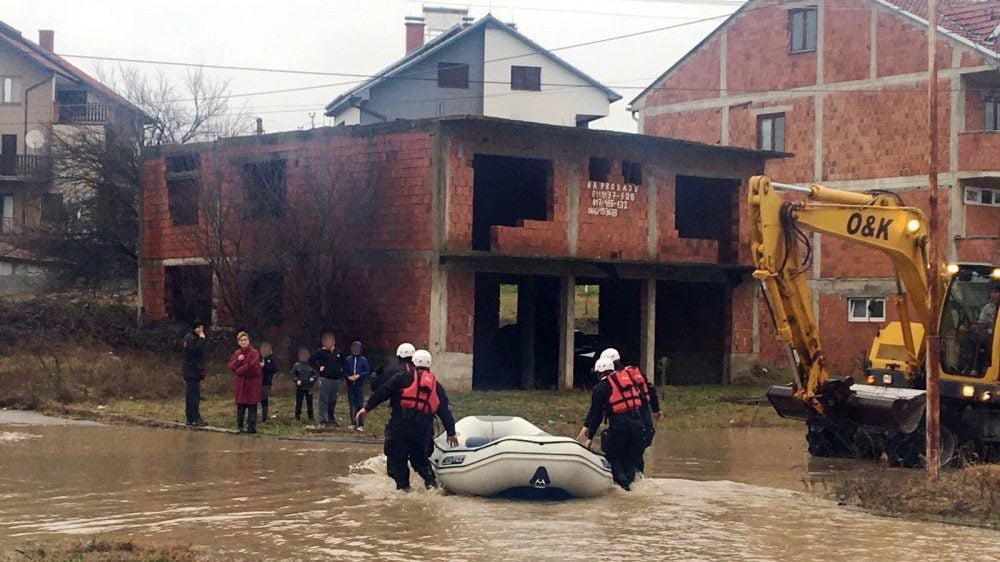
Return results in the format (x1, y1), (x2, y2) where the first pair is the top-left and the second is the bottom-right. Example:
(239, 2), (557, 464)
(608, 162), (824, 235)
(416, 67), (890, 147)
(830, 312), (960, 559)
(13, 66), (252, 288)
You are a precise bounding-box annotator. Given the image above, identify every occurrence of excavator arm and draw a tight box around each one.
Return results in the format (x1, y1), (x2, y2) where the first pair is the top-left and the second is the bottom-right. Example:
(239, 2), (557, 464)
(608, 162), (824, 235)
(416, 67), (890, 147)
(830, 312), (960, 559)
(748, 176), (928, 433)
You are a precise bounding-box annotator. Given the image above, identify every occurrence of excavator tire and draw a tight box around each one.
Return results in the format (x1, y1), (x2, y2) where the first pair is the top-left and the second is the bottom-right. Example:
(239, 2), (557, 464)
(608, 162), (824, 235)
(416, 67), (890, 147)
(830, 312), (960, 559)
(806, 421), (854, 458)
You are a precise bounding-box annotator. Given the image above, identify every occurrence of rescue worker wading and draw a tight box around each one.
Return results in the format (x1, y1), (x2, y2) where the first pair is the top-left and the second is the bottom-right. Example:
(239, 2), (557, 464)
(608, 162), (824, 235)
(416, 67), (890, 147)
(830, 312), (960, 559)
(355, 349), (459, 491)
(577, 356), (647, 491)
(373, 343), (418, 479)
(601, 348), (662, 474)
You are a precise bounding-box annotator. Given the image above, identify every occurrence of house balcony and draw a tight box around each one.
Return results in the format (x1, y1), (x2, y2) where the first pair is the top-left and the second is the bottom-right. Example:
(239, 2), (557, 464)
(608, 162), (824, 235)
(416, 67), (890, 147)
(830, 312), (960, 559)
(55, 102), (111, 124)
(958, 131), (1000, 173)
(0, 155), (51, 182)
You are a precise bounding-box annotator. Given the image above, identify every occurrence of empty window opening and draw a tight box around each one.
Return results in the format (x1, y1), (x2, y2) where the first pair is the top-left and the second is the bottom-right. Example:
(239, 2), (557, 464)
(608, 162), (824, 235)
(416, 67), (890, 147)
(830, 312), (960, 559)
(0, 194), (13, 233)
(757, 113), (786, 152)
(510, 66), (541, 91)
(499, 283), (518, 327)
(472, 154), (551, 251)
(438, 62), (470, 89)
(789, 8), (817, 52)
(166, 154), (200, 174)
(168, 178), (199, 226)
(848, 297), (886, 322)
(248, 270), (284, 327)
(165, 265), (212, 326)
(622, 161), (642, 185)
(986, 97), (999, 131)
(675, 175), (739, 261)
(588, 157), (612, 182)
(243, 160), (286, 220)
(576, 284), (599, 334)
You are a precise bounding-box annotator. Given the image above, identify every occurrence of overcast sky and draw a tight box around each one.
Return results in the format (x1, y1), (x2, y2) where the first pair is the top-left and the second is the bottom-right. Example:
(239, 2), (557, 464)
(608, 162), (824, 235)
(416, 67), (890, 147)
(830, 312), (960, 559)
(8, 0), (744, 134)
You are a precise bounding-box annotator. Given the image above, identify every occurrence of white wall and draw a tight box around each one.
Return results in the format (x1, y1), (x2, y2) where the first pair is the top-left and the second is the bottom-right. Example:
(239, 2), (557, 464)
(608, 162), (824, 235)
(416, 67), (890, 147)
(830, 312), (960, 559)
(482, 27), (611, 126)
(331, 106), (361, 126)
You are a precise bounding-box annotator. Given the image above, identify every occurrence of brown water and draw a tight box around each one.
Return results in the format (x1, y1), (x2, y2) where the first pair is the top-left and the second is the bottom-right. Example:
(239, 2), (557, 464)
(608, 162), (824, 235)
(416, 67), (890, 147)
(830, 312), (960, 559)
(1, 420), (998, 561)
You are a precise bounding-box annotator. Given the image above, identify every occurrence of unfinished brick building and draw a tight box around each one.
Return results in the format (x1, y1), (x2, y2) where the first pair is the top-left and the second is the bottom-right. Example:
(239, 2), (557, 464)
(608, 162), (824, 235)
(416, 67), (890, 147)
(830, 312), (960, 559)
(139, 117), (779, 390)
(631, 0), (1000, 376)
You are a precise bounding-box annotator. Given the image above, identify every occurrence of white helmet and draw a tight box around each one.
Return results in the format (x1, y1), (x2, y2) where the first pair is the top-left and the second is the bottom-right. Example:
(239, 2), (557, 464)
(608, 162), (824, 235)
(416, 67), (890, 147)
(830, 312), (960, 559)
(600, 348), (621, 362)
(412, 349), (432, 369)
(396, 342), (416, 359)
(594, 357), (615, 373)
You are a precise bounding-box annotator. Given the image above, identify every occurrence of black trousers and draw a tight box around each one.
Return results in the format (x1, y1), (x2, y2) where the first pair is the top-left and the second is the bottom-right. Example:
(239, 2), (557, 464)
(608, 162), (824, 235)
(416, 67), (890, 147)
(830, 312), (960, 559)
(184, 379), (202, 423)
(295, 388), (314, 420)
(601, 412), (647, 489)
(260, 385), (271, 421)
(236, 403), (258, 432)
(384, 417), (436, 490)
(635, 407), (655, 473)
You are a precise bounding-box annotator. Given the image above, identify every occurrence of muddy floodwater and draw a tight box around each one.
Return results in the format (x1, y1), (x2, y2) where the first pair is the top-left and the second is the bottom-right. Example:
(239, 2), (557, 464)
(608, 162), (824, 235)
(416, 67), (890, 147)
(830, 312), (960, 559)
(1, 416), (998, 561)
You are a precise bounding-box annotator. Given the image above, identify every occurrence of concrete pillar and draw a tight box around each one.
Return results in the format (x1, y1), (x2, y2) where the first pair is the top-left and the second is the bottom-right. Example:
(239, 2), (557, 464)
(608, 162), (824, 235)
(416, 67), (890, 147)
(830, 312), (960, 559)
(639, 278), (656, 384)
(518, 277), (536, 389)
(557, 275), (576, 390)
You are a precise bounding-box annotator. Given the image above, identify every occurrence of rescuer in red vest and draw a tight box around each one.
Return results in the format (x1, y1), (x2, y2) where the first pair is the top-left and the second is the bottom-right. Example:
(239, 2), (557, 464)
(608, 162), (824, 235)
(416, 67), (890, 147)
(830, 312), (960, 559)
(356, 348), (459, 491)
(576, 356), (648, 490)
(600, 347), (662, 475)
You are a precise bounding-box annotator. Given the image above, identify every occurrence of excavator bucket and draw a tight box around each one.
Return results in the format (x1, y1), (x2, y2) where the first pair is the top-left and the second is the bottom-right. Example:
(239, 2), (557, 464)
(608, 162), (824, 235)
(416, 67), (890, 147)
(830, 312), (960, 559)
(767, 382), (927, 434)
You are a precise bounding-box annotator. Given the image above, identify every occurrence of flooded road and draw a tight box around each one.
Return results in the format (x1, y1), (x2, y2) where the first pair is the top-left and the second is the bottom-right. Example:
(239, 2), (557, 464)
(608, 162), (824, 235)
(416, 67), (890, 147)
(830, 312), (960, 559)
(1, 420), (997, 561)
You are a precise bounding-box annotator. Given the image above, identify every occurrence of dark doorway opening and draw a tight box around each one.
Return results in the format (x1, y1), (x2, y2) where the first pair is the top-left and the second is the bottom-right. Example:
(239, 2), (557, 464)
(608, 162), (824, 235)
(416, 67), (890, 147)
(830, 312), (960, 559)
(473, 273), (560, 389)
(472, 155), (551, 251)
(656, 281), (726, 384)
(164, 265), (213, 326)
(675, 175), (739, 261)
(0, 134), (16, 176)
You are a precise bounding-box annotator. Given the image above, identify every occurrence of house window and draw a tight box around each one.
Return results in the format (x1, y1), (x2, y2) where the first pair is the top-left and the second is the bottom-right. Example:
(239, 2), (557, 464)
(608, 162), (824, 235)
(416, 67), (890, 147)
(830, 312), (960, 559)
(964, 186), (1000, 207)
(1, 77), (19, 104)
(757, 113), (786, 151)
(243, 160), (286, 219)
(40, 193), (65, 224)
(789, 8), (818, 53)
(588, 157), (612, 182)
(848, 297), (886, 323)
(622, 161), (642, 185)
(0, 194), (13, 233)
(986, 98), (999, 131)
(166, 154), (200, 226)
(510, 66), (541, 91)
(437, 62), (469, 89)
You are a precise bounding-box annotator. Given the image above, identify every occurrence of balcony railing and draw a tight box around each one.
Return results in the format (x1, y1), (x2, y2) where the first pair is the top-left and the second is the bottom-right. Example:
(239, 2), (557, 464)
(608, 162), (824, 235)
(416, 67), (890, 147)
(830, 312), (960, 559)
(0, 154), (51, 180)
(55, 102), (111, 124)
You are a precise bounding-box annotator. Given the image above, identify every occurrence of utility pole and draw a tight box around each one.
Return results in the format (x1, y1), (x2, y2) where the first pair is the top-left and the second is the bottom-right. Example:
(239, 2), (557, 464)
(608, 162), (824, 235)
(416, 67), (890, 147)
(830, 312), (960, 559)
(309, 112), (317, 129)
(925, 0), (941, 478)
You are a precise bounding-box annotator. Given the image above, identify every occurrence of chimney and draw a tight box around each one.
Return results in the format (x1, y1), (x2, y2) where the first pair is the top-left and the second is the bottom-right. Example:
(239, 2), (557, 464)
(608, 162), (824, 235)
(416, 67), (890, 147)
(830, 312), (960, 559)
(405, 16), (425, 54)
(38, 29), (54, 52)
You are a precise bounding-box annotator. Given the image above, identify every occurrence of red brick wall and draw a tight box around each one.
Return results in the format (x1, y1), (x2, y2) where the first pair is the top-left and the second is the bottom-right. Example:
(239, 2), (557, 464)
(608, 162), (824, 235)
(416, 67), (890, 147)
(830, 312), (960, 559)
(822, 83), (950, 181)
(333, 258), (432, 351)
(446, 268), (475, 353)
(965, 202), (1000, 237)
(958, 132), (1000, 171)
(818, 293), (883, 376)
(726, 1), (817, 92)
(730, 97), (815, 182)
(642, 109), (722, 145)
(875, 11), (952, 78)
(141, 265), (166, 319)
(823, 0), (871, 83)
(643, 36), (721, 106)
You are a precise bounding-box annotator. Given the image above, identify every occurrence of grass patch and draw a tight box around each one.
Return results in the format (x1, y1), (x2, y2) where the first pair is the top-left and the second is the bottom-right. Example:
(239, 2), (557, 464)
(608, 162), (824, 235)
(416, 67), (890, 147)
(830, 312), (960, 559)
(824, 465), (1000, 526)
(69, 383), (794, 439)
(5, 539), (199, 562)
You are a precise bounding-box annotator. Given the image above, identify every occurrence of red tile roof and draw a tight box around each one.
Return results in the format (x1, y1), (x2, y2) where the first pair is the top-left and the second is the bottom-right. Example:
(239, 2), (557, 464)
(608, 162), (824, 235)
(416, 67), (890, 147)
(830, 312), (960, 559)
(882, 0), (1000, 53)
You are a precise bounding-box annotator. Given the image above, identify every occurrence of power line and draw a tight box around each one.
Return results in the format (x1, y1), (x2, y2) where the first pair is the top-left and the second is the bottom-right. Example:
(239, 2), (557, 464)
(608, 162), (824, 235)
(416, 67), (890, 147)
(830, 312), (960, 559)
(397, 0), (713, 20)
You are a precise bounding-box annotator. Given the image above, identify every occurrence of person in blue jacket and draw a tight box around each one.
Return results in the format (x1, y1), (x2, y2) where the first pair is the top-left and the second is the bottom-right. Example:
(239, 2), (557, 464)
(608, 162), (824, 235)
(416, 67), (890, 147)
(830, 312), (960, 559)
(345, 341), (371, 431)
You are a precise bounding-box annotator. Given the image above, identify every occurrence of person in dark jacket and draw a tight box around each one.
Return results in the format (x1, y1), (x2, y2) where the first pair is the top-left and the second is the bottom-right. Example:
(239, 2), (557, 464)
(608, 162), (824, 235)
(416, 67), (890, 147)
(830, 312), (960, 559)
(181, 320), (208, 426)
(600, 348), (662, 474)
(309, 332), (344, 426)
(227, 331), (263, 434)
(355, 349), (458, 491)
(577, 356), (647, 491)
(291, 347), (317, 422)
(259, 341), (276, 423)
(345, 341), (371, 431)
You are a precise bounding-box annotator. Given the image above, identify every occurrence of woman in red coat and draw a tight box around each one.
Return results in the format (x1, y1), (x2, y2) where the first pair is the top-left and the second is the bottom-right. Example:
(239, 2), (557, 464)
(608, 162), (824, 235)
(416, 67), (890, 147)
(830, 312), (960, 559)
(227, 331), (263, 434)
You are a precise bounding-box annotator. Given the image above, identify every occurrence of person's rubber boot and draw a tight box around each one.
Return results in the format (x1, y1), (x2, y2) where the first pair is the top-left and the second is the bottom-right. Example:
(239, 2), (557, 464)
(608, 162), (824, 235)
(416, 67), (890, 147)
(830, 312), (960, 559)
(424, 478), (438, 490)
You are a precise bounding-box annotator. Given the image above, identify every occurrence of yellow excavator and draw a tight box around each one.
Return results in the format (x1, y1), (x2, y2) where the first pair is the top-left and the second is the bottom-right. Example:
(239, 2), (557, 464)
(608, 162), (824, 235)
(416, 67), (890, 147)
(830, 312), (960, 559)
(749, 175), (1000, 466)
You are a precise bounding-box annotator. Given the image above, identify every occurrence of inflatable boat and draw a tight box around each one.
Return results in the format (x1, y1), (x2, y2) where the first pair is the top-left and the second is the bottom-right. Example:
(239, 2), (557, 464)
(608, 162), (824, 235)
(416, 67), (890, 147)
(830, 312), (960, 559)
(430, 416), (613, 498)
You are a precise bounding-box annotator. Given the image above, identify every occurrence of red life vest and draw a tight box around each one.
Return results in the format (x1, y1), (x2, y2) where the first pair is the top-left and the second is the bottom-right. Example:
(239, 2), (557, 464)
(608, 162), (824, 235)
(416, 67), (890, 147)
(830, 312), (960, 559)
(607, 369), (644, 414)
(400, 368), (440, 415)
(624, 365), (651, 402)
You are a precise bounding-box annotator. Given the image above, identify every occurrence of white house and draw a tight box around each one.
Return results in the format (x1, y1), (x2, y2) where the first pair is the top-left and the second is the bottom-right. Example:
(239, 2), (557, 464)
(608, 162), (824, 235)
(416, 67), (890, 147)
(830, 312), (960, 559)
(324, 9), (621, 128)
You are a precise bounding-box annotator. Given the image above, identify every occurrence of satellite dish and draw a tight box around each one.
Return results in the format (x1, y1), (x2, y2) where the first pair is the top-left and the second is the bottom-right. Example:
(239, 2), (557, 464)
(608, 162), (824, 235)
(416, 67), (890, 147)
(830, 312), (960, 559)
(26, 130), (45, 150)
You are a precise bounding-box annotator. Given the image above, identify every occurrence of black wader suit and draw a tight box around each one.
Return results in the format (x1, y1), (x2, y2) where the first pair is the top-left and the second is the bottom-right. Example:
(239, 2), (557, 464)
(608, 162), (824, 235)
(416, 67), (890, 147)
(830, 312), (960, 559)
(584, 375), (648, 490)
(181, 331), (206, 424)
(615, 362), (661, 474)
(363, 368), (456, 490)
